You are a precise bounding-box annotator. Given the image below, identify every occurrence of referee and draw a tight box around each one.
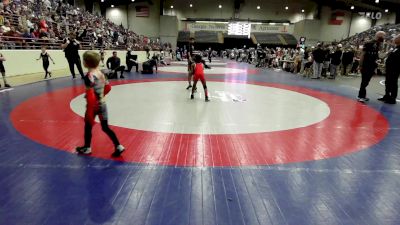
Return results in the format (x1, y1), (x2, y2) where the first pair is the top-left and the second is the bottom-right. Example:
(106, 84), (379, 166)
(378, 34), (400, 104)
(61, 32), (85, 79)
(357, 31), (386, 103)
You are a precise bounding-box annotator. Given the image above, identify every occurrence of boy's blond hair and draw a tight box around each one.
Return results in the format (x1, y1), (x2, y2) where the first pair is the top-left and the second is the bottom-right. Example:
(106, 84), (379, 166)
(83, 51), (100, 68)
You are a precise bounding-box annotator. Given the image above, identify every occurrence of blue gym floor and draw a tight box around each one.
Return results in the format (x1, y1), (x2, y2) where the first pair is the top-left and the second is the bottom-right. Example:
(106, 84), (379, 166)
(1, 60), (400, 225)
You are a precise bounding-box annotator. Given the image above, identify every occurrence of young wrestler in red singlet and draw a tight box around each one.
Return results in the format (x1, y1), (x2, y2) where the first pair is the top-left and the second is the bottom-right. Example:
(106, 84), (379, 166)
(191, 54), (209, 102)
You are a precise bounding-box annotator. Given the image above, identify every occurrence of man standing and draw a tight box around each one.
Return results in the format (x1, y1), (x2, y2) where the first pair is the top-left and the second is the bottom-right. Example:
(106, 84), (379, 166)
(329, 44), (343, 79)
(357, 31), (386, 103)
(61, 32), (84, 79)
(106, 51), (125, 79)
(312, 43), (325, 79)
(378, 34), (400, 104)
(208, 47), (212, 63)
(126, 48), (138, 73)
(341, 47), (355, 76)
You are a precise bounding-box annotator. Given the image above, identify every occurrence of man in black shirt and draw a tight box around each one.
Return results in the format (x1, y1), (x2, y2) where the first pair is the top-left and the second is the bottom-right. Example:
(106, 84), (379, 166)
(329, 44), (343, 79)
(208, 47), (212, 63)
(126, 48), (138, 73)
(341, 47), (354, 76)
(378, 35), (400, 104)
(61, 32), (85, 79)
(312, 43), (325, 79)
(357, 31), (386, 102)
(106, 51), (125, 79)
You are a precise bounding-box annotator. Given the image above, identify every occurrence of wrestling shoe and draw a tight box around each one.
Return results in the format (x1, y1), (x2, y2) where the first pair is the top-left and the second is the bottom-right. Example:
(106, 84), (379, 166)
(186, 85), (192, 90)
(111, 145), (125, 157)
(205, 96), (210, 102)
(120, 75), (125, 79)
(4, 83), (11, 88)
(378, 96), (389, 102)
(76, 146), (92, 155)
(191, 94), (194, 99)
(357, 97), (369, 103)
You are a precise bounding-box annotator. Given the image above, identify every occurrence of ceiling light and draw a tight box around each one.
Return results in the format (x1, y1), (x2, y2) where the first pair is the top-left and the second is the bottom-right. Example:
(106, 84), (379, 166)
(257, 6), (260, 9)
(219, 5), (222, 9)
(170, 5), (173, 8)
(190, 4), (193, 7)
(285, 6), (288, 10)
(111, 4), (114, 7)
(385, 9), (389, 13)
(301, 9), (305, 13)
(101, 0), (104, 2)
(375, 0), (379, 3)
(132, 0), (135, 2)
(351, 6), (354, 10)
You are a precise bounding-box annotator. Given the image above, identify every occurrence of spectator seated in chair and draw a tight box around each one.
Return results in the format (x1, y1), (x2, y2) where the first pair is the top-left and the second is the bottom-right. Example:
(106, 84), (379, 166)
(106, 51), (125, 79)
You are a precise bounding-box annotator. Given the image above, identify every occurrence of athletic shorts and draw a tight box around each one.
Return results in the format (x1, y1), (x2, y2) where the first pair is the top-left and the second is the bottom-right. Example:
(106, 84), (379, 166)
(85, 103), (108, 125)
(193, 74), (206, 83)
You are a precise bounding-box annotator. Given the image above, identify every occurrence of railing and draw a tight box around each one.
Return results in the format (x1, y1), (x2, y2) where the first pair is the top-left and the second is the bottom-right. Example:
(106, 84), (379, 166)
(0, 36), (161, 50)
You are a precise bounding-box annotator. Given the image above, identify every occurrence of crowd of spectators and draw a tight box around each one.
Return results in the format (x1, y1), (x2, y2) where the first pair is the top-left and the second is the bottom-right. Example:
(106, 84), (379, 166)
(340, 23), (399, 48)
(0, 0), (161, 50)
(219, 22), (400, 79)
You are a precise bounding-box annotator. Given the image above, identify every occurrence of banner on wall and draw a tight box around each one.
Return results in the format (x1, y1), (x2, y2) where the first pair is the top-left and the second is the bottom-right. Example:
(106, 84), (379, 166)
(250, 24), (294, 34)
(136, 6), (149, 17)
(185, 22), (294, 34)
(186, 23), (228, 32)
(329, 11), (345, 25)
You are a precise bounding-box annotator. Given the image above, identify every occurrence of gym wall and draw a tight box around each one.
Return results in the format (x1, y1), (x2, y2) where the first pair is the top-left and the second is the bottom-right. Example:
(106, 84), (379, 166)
(1, 50), (155, 77)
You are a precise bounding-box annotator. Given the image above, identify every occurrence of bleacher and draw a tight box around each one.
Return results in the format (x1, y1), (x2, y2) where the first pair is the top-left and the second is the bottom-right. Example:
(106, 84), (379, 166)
(280, 34), (298, 46)
(251, 33), (298, 46)
(0, 0), (161, 50)
(194, 31), (220, 43)
(252, 33), (282, 45)
(177, 31), (190, 43)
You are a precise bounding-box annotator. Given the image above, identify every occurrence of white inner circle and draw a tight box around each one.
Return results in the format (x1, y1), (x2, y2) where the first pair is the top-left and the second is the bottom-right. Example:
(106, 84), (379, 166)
(158, 66), (246, 74)
(70, 81), (330, 135)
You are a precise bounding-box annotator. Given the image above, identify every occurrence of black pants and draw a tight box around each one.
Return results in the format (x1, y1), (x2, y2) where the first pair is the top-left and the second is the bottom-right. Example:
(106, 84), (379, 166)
(142, 63), (154, 74)
(84, 120), (120, 148)
(43, 61), (50, 78)
(384, 72), (400, 100)
(351, 61), (359, 73)
(126, 62), (138, 72)
(358, 68), (375, 98)
(67, 57), (84, 78)
(109, 66), (125, 78)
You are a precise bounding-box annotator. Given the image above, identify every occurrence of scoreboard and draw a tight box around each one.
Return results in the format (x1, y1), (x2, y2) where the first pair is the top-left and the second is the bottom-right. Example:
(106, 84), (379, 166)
(228, 22), (251, 38)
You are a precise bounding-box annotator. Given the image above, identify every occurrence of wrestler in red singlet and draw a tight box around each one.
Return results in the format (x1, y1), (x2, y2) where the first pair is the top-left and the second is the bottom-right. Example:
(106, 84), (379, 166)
(191, 54), (209, 102)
